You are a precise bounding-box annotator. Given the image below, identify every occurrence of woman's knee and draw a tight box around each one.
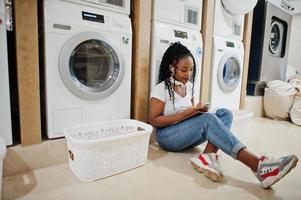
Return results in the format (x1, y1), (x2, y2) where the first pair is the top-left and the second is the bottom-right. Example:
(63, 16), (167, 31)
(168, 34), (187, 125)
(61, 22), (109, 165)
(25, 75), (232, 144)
(216, 108), (233, 122)
(201, 112), (219, 122)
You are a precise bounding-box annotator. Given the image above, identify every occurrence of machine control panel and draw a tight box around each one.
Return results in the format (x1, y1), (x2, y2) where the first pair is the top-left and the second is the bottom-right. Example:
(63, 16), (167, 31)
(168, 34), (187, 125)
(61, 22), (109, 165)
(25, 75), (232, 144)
(226, 41), (235, 48)
(82, 11), (104, 23)
(174, 30), (188, 39)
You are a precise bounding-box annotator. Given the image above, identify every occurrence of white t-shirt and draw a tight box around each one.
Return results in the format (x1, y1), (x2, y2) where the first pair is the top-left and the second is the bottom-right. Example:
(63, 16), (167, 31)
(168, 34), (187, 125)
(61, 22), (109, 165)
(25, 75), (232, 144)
(150, 81), (194, 116)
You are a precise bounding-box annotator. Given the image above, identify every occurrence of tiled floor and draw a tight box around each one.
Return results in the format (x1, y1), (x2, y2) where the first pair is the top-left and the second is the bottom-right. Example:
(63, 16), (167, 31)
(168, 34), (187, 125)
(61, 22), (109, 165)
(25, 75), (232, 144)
(2, 117), (301, 200)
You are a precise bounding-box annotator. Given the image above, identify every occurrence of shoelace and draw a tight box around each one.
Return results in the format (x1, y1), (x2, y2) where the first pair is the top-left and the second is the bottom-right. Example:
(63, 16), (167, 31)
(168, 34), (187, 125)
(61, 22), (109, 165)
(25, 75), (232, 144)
(259, 154), (280, 163)
(202, 153), (222, 164)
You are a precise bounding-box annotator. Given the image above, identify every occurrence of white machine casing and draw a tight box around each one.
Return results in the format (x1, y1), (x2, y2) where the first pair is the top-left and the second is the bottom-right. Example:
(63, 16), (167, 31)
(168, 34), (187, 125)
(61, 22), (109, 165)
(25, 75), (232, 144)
(214, 0), (257, 41)
(150, 21), (203, 103)
(62, 0), (131, 15)
(210, 35), (244, 110)
(222, 0), (258, 15)
(43, 0), (132, 138)
(152, 0), (203, 31)
(0, 0), (13, 145)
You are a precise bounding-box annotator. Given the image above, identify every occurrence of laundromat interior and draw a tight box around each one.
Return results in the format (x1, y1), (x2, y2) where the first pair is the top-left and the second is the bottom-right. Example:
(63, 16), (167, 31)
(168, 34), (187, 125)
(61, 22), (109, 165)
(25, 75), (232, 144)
(1, 0), (301, 199)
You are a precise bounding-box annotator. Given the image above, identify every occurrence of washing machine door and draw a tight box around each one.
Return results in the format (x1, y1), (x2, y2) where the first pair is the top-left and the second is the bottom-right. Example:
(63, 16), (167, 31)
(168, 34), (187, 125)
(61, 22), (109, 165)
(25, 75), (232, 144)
(217, 54), (241, 92)
(269, 20), (284, 56)
(59, 32), (124, 100)
(221, 0), (257, 15)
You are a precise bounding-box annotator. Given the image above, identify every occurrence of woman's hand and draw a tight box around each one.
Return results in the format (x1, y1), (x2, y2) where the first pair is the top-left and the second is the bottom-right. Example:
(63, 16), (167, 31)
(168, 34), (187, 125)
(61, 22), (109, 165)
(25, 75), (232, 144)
(194, 102), (209, 113)
(149, 98), (203, 128)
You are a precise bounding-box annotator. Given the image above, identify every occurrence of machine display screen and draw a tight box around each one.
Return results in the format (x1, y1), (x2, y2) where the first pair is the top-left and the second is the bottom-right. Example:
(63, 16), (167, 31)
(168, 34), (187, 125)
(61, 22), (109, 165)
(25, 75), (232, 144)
(226, 41), (235, 48)
(82, 11), (104, 23)
(174, 30), (188, 39)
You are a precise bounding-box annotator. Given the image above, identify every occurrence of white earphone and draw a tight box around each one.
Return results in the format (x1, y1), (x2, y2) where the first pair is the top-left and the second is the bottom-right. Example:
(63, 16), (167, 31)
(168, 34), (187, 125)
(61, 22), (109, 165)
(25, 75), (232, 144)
(170, 66), (175, 74)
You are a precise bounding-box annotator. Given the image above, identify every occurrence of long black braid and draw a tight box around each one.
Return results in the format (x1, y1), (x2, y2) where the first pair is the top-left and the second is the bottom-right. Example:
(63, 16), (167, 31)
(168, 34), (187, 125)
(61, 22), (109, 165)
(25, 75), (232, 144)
(158, 42), (197, 109)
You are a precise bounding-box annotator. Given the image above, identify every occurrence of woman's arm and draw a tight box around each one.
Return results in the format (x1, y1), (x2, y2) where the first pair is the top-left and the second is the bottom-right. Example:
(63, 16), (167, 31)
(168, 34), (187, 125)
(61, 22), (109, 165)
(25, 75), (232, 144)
(148, 97), (201, 128)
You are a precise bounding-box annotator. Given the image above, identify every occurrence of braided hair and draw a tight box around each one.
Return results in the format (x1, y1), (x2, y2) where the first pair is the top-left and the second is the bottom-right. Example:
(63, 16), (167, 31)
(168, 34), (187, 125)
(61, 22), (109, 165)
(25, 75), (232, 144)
(158, 42), (196, 108)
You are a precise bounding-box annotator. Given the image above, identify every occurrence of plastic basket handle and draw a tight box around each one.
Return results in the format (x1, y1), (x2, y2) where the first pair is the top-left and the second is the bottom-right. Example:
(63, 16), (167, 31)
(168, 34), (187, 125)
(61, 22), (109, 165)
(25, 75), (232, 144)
(69, 150), (74, 161)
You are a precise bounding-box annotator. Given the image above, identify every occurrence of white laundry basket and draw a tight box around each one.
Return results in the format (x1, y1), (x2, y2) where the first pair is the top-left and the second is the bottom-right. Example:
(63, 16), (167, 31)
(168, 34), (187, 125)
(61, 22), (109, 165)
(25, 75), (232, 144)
(64, 119), (153, 181)
(0, 138), (6, 199)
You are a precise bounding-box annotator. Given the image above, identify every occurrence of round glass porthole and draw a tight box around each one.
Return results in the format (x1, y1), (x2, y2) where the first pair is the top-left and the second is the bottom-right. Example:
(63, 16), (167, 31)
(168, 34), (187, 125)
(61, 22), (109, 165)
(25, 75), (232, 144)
(218, 56), (241, 92)
(59, 32), (124, 100)
(69, 39), (119, 92)
(269, 21), (283, 55)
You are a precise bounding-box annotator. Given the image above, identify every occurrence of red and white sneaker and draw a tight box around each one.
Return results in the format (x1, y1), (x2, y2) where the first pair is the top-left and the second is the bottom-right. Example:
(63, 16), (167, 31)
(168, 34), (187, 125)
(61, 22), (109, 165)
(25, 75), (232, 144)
(256, 154), (298, 189)
(190, 153), (223, 182)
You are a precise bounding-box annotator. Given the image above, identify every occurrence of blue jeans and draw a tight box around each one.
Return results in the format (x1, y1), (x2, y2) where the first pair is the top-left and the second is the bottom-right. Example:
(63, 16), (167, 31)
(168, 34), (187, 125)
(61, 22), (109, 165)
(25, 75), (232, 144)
(156, 108), (246, 159)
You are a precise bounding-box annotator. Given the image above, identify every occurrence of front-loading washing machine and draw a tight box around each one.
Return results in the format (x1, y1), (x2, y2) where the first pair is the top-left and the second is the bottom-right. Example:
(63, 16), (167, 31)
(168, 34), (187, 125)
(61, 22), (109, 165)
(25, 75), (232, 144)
(42, 0), (132, 138)
(214, 0), (258, 41)
(62, 0), (131, 15)
(210, 35), (244, 109)
(0, 0), (12, 145)
(247, 0), (292, 95)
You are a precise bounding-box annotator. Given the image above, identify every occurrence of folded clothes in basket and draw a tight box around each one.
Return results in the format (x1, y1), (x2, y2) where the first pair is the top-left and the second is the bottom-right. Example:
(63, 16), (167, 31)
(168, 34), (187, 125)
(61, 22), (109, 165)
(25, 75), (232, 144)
(72, 126), (138, 140)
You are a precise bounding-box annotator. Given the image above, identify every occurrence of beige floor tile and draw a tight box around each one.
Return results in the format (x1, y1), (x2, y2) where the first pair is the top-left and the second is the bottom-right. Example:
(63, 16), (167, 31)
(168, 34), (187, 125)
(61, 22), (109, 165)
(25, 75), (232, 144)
(49, 138), (68, 166)
(3, 142), (49, 177)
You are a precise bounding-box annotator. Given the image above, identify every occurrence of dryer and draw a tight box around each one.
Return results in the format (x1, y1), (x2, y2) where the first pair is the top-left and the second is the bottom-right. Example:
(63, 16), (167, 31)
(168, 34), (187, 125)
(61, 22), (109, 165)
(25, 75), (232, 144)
(0, 0), (12, 145)
(43, 0), (132, 138)
(248, 0), (292, 95)
(214, 0), (257, 41)
(62, 0), (131, 15)
(151, 0), (203, 102)
(210, 35), (244, 109)
(153, 0), (203, 31)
